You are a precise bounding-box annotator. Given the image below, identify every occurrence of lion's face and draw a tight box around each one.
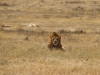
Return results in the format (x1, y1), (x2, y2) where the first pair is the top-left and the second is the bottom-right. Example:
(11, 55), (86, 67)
(51, 36), (60, 46)
(48, 32), (62, 49)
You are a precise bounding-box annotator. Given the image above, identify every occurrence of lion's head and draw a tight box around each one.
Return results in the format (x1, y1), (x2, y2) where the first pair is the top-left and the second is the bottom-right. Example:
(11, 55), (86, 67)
(48, 32), (62, 49)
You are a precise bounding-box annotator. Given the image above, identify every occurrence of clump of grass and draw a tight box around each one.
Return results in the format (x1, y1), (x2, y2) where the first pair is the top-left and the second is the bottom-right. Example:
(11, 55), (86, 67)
(74, 29), (86, 34)
(0, 2), (10, 6)
(59, 29), (86, 34)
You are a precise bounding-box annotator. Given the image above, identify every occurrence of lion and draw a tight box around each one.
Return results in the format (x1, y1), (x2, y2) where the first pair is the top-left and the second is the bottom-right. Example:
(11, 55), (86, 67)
(48, 32), (62, 50)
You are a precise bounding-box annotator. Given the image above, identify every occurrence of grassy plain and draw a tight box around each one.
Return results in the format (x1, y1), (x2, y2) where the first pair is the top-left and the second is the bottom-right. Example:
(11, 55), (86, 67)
(0, 0), (100, 75)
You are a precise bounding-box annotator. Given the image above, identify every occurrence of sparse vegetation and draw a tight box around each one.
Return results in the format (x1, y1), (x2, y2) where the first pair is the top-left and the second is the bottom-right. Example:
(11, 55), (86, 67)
(0, 0), (100, 75)
(0, 31), (100, 75)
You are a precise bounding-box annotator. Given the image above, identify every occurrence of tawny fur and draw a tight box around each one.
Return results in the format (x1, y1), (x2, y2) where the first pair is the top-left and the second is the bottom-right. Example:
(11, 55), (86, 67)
(48, 32), (62, 49)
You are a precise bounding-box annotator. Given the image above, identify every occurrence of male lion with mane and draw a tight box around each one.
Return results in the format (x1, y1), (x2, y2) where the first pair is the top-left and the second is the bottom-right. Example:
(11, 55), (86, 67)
(48, 32), (62, 50)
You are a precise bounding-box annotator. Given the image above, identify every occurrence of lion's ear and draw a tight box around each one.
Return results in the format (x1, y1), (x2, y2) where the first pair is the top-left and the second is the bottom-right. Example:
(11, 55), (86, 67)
(50, 35), (52, 38)
(59, 36), (61, 39)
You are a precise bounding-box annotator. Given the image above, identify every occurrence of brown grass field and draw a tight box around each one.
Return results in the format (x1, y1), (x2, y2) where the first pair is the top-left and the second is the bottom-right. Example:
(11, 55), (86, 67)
(0, 0), (100, 75)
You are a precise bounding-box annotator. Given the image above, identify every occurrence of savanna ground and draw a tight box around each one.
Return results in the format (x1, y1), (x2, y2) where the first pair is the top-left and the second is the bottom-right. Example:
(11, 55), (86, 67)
(0, 0), (100, 75)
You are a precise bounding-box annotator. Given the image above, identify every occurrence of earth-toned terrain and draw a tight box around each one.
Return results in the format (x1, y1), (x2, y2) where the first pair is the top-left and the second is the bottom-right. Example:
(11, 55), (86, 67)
(0, 0), (100, 75)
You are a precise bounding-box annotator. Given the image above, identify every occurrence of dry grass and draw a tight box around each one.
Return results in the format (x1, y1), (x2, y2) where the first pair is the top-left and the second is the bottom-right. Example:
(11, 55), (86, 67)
(0, 31), (100, 75)
(0, 0), (100, 75)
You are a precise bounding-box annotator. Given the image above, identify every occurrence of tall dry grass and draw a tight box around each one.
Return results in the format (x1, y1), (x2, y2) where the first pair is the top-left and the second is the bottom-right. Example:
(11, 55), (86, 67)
(0, 0), (100, 74)
(0, 31), (100, 75)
